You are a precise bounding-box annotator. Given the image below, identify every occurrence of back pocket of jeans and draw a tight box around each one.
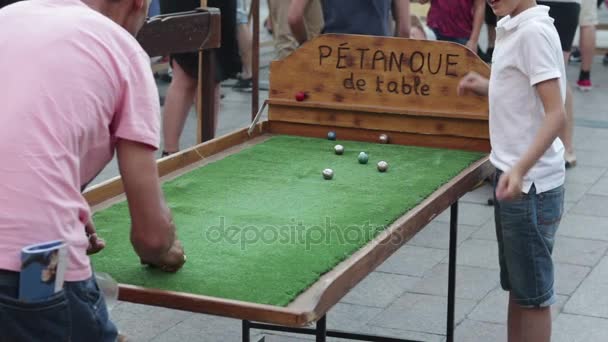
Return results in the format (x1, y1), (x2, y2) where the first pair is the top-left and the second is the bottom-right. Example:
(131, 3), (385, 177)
(0, 290), (70, 342)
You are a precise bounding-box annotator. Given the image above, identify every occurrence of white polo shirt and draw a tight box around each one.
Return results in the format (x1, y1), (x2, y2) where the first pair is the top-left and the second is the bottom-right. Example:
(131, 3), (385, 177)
(489, 5), (566, 194)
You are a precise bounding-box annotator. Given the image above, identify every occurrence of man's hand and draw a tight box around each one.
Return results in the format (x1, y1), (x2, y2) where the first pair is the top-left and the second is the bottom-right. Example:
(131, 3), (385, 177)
(496, 169), (524, 201)
(140, 239), (186, 273)
(457, 71), (489, 96)
(85, 220), (106, 255)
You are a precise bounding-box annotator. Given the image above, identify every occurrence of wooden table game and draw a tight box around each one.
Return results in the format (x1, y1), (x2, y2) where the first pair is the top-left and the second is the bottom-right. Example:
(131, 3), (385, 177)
(86, 34), (492, 342)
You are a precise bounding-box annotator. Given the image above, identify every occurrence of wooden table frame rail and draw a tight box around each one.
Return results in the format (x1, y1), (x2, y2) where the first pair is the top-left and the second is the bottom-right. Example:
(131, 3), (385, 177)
(86, 122), (493, 342)
(242, 203), (460, 342)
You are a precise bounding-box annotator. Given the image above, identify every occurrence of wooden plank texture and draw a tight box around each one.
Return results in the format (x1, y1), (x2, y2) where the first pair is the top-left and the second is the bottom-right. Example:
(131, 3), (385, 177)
(269, 34), (490, 121)
(137, 9), (221, 57)
(268, 121), (491, 153)
(269, 105), (489, 139)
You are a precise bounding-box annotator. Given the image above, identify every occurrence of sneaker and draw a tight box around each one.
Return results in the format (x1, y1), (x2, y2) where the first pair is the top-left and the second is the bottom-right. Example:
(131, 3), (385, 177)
(232, 77), (253, 92)
(565, 151), (577, 169)
(264, 17), (273, 35)
(576, 79), (593, 91)
(569, 48), (581, 64)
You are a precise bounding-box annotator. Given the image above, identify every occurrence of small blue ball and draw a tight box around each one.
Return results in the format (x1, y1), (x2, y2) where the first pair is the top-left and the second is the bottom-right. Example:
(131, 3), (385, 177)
(358, 152), (369, 164)
(327, 131), (337, 141)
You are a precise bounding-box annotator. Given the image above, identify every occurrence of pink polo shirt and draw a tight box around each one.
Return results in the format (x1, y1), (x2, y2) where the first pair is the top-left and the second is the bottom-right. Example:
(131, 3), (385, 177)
(0, 0), (160, 281)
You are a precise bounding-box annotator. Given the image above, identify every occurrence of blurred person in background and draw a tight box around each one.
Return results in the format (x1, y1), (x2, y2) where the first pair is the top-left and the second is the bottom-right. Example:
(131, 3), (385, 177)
(268, 0), (323, 59)
(419, 0), (486, 54)
(537, 0), (581, 168)
(288, 0), (411, 44)
(233, 0), (254, 92)
(159, 0), (241, 155)
(569, 0), (599, 91)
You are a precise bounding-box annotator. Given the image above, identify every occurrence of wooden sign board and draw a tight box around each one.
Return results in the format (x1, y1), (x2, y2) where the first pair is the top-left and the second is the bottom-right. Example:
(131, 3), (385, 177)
(269, 34), (490, 124)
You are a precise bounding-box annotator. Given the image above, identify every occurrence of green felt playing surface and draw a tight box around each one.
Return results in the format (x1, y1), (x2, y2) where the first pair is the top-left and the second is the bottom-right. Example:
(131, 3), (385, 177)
(91, 135), (484, 306)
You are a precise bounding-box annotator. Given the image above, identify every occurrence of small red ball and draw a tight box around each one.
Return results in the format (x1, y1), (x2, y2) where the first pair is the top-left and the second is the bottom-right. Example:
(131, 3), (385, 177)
(295, 91), (307, 102)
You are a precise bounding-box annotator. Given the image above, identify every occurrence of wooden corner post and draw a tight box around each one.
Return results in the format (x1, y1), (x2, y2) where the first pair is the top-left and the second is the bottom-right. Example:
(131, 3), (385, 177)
(197, 0), (218, 143)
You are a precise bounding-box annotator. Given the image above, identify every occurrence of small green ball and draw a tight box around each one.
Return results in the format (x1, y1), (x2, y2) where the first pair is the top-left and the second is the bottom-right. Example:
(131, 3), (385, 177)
(358, 152), (369, 164)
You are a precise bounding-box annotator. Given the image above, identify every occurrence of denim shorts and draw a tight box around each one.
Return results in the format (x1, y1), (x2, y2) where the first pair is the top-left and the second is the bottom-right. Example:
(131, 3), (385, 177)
(494, 170), (565, 308)
(0, 270), (117, 341)
(236, 0), (248, 24)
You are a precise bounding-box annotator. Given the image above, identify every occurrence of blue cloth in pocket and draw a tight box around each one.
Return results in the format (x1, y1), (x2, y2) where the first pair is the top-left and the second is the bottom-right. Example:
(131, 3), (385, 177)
(0, 270), (117, 342)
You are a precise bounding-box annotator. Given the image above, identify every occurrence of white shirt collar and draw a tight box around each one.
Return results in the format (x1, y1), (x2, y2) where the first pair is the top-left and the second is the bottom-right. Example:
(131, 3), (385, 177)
(496, 5), (553, 32)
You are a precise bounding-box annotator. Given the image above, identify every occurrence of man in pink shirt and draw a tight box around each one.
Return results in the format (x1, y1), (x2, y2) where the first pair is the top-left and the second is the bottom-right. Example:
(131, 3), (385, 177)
(0, 0), (186, 340)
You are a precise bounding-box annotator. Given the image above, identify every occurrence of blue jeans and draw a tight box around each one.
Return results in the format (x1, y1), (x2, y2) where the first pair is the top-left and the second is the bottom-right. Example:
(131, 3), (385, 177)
(236, 0), (248, 24)
(494, 170), (565, 307)
(0, 270), (117, 341)
(149, 0), (161, 17)
(431, 29), (469, 46)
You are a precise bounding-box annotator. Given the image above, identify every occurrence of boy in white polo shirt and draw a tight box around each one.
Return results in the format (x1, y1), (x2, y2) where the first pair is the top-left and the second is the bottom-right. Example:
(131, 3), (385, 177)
(458, 0), (566, 341)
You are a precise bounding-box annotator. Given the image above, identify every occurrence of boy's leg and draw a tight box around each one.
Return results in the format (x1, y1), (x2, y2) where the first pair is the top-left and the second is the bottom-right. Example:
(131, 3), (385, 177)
(509, 294), (552, 342)
(507, 294), (522, 342)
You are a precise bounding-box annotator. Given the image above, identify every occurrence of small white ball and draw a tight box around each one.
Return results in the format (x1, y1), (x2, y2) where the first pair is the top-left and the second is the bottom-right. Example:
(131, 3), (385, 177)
(334, 144), (345, 155)
(322, 168), (334, 180)
(377, 161), (389, 172)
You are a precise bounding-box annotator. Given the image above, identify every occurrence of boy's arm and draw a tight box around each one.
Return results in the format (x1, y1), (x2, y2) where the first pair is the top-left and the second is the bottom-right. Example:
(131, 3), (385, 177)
(288, 0), (311, 45)
(496, 78), (566, 200)
(466, 0), (485, 53)
(392, 0), (411, 38)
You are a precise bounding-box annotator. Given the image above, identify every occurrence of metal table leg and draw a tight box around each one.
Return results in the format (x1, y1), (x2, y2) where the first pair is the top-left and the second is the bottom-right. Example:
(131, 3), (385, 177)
(446, 202), (459, 342)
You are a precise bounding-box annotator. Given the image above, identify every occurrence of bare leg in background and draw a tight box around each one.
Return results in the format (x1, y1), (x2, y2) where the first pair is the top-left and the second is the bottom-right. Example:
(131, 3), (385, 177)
(162, 62), (197, 154)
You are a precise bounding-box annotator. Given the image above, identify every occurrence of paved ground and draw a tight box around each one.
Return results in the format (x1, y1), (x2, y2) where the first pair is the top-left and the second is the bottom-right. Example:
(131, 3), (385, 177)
(93, 6), (608, 342)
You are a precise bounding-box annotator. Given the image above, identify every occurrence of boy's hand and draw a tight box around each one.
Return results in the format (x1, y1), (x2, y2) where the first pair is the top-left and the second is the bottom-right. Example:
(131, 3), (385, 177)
(85, 221), (106, 255)
(496, 170), (524, 201)
(457, 71), (489, 96)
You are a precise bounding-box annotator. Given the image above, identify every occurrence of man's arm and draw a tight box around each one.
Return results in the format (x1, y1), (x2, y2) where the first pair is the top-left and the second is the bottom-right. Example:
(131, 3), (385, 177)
(116, 139), (185, 271)
(496, 78), (566, 200)
(392, 0), (411, 38)
(288, 0), (311, 45)
(466, 0), (485, 53)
